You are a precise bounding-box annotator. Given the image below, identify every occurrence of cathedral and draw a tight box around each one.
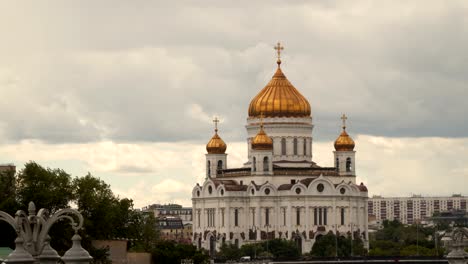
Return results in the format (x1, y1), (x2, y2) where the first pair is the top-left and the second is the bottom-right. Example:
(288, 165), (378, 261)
(192, 43), (369, 255)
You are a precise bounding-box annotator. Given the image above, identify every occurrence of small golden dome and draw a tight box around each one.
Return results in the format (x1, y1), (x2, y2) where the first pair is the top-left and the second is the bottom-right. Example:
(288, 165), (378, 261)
(206, 117), (227, 154)
(206, 130), (227, 154)
(334, 114), (355, 151)
(252, 125), (273, 150)
(248, 61), (311, 118)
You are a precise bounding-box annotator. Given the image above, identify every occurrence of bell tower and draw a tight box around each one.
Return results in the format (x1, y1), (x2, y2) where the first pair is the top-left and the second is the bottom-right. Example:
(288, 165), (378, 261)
(205, 117), (227, 178)
(333, 114), (356, 176)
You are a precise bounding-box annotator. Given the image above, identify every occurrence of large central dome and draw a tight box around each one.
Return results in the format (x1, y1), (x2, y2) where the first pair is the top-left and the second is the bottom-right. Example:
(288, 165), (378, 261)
(248, 61), (311, 118)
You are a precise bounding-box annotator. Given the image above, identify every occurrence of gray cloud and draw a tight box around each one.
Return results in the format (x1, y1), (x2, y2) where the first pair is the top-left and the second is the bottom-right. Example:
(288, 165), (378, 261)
(0, 1), (467, 144)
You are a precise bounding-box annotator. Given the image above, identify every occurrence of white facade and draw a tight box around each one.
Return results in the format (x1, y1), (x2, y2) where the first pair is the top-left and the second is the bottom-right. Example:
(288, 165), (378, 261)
(368, 195), (468, 225)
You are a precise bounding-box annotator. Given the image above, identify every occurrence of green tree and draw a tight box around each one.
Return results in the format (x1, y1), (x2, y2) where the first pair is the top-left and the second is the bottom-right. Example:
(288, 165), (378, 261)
(263, 239), (300, 260)
(151, 240), (208, 264)
(240, 242), (264, 259)
(128, 212), (159, 252)
(311, 233), (366, 258)
(16, 161), (73, 212)
(0, 166), (18, 248)
(72, 173), (134, 240)
(216, 242), (242, 261)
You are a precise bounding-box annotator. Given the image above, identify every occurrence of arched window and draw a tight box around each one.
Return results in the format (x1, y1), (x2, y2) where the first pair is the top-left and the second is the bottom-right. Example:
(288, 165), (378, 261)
(207, 160), (211, 175)
(263, 157), (269, 171)
(252, 157), (256, 172)
(303, 138), (307, 155)
(217, 160), (223, 171)
(293, 138), (298, 155)
(346, 157), (352, 172)
(296, 207), (301, 225)
(335, 158), (339, 171)
(281, 138), (286, 155)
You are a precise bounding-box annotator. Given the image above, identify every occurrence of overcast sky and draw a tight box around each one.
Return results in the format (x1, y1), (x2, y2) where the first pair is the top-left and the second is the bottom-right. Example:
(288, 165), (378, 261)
(0, 1), (467, 207)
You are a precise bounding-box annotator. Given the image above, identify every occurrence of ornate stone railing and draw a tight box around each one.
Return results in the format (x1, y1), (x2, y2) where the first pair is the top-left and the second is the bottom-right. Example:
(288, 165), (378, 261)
(0, 201), (93, 263)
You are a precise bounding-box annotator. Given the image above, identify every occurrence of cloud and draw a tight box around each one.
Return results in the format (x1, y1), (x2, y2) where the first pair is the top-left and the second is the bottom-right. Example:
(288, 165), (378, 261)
(0, 135), (466, 207)
(0, 1), (467, 144)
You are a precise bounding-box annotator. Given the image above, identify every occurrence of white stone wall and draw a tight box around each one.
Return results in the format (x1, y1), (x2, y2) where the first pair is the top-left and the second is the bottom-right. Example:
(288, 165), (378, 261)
(245, 117), (314, 163)
(192, 175), (368, 253)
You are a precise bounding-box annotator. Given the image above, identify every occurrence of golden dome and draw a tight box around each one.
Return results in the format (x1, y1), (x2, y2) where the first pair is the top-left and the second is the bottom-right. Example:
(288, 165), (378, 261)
(334, 114), (355, 151)
(251, 125), (273, 150)
(248, 60), (311, 118)
(206, 130), (227, 154)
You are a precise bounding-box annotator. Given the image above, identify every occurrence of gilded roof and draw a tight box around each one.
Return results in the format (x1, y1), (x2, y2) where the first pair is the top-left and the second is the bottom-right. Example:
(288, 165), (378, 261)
(206, 130), (227, 154)
(334, 128), (355, 151)
(248, 61), (311, 118)
(251, 125), (273, 150)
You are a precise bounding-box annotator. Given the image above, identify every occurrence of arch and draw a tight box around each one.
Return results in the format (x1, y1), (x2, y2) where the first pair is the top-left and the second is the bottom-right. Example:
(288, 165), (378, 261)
(293, 138), (298, 155)
(207, 160), (211, 175)
(252, 157), (256, 172)
(309, 176), (335, 195)
(217, 160), (223, 171)
(263, 156), (269, 171)
(281, 138), (286, 155)
(260, 182), (277, 196)
(346, 157), (352, 172)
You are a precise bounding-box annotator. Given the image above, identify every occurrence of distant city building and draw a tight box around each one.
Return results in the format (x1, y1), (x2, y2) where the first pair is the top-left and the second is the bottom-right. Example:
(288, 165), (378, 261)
(142, 203), (192, 224)
(141, 203), (193, 243)
(368, 194), (468, 225)
(157, 216), (192, 243)
(0, 164), (15, 174)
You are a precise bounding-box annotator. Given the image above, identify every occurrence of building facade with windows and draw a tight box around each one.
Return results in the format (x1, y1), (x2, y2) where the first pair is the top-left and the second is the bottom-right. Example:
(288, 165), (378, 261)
(368, 194), (468, 225)
(192, 45), (369, 255)
(142, 203), (192, 224)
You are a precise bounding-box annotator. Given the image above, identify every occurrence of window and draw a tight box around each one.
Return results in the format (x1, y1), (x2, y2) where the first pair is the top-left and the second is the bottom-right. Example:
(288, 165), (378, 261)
(264, 188), (270, 195)
(217, 160), (223, 170)
(303, 138), (307, 155)
(317, 183), (324, 193)
(314, 208), (317, 225)
(293, 138), (298, 155)
(263, 157), (269, 171)
(346, 157), (352, 172)
(340, 188), (346, 194)
(252, 157), (256, 172)
(252, 209), (255, 226)
(341, 208), (345, 225)
(283, 208), (286, 226)
(296, 208), (301, 225)
(207, 160), (211, 175)
(222, 209), (225, 227)
(295, 188), (301, 194)
(197, 210), (201, 227)
(265, 208), (270, 226)
(319, 208), (322, 225)
(234, 209), (239, 227)
(324, 208), (327, 225)
(281, 138), (286, 155)
(335, 158), (339, 171)
(208, 186), (213, 194)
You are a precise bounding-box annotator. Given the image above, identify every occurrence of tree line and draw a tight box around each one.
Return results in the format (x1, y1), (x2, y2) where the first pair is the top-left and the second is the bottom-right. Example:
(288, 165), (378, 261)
(0, 161), (209, 264)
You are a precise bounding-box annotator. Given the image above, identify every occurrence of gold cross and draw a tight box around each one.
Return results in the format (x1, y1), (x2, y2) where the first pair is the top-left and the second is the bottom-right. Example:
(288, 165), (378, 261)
(213, 116), (220, 132)
(341, 114), (348, 129)
(259, 112), (264, 128)
(274, 42), (284, 60)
